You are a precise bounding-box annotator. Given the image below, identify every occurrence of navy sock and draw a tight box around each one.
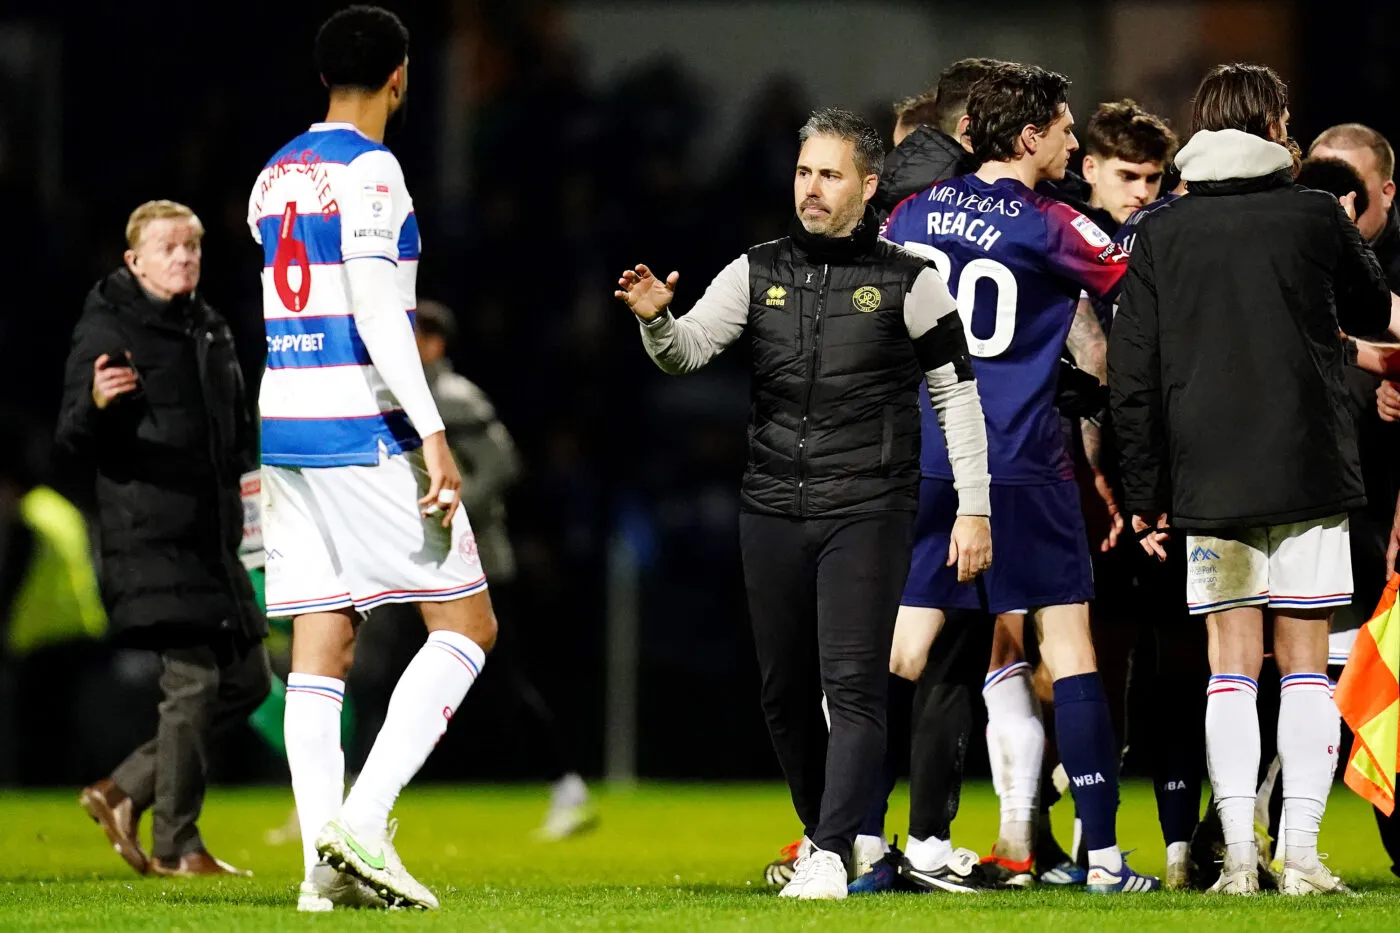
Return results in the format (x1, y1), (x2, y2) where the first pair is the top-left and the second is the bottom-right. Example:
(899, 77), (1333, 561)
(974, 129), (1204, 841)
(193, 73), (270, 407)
(1053, 673), (1119, 852)
(1153, 773), (1201, 847)
(1152, 674), (1204, 846)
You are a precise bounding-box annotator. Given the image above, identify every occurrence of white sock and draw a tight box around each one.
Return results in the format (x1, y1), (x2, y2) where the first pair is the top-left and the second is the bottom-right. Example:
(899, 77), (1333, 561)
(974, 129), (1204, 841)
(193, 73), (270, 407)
(550, 772), (589, 810)
(1206, 674), (1260, 866)
(983, 662), (1043, 856)
(285, 673), (346, 879)
(341, 631), (486, 837)
(1278, 673), (1338, 867)
(1089, 845), (1123, 873)
(1167, 840), (1189, 866)
(905, 835), (953, 872)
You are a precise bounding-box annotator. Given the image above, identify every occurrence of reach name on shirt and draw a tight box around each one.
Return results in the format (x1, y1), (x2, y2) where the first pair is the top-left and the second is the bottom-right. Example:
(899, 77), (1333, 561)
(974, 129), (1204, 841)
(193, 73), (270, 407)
(919, 186), (1025, 252)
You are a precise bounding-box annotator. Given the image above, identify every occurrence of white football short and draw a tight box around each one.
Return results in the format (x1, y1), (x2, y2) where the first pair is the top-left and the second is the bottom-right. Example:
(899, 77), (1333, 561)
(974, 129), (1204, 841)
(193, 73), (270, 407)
(261, 448), (487, 618)
(1185, 514), (1351, 616)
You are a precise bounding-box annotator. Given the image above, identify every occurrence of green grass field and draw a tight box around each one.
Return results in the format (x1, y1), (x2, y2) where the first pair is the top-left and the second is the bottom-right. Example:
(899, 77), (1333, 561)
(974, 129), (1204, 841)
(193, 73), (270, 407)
(0, 781), (1396, 931)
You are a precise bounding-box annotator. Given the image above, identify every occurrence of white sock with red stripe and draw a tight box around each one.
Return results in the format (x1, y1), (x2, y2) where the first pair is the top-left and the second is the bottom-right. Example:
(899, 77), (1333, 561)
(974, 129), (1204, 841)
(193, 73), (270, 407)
(983, 661), (1042, 860)
(284, 673), (346, 879)
(1278, 673), (1339, 867)
(340, 630), (486, 839)
(1206, 674), (1260, 866)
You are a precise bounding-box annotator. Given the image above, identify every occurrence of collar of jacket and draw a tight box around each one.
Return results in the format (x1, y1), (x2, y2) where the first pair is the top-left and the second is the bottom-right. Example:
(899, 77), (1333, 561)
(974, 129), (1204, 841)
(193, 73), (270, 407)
(1176, 128), (1293, 183)
(877, 126), (975, 204)
(1045, 168), (1093, 203)
(788, 204), (880, 262)
(1186, 168), (1294, 197)
(102, 268), (202, 331)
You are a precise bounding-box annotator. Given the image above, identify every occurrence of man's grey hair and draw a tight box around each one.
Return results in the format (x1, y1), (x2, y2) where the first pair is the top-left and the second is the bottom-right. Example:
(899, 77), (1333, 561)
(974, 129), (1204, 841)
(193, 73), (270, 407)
(798, 108), (885, 178)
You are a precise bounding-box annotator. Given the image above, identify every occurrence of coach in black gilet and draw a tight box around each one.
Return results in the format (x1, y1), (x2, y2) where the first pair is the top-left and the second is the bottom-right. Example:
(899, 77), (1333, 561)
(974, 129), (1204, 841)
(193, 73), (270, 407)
(617, 109), (992, 899)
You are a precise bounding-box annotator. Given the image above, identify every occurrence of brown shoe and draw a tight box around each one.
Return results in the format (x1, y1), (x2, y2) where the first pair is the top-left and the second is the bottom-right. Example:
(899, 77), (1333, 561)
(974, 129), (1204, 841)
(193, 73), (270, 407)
(150, 849), (253, 878)
(78, 779), (148, 876)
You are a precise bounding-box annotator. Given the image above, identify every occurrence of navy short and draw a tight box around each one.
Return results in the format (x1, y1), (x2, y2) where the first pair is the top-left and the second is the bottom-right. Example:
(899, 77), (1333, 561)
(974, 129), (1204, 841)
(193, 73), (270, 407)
(901, 478), (1094, 614)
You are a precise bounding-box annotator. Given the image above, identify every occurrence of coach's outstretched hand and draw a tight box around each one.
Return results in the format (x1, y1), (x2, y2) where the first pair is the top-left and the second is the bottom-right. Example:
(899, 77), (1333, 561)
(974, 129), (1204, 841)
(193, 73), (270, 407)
(616, 264), (679, 322)
(948, 515), (992, 582)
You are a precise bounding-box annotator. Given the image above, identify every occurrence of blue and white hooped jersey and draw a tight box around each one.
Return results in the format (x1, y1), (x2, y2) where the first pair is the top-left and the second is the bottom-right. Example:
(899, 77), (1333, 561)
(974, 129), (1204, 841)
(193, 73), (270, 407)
(248, 123), (421, 467)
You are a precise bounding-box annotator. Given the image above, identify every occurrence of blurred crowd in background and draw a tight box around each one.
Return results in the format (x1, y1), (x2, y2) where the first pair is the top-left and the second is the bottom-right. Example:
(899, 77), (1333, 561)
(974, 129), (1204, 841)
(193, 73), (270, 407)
(2, 0), (1399, 787)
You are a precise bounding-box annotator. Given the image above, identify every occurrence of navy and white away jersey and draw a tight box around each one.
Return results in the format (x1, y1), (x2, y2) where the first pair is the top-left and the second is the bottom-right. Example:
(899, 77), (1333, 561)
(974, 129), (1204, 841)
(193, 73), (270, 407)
(883, 175), (1129, 484)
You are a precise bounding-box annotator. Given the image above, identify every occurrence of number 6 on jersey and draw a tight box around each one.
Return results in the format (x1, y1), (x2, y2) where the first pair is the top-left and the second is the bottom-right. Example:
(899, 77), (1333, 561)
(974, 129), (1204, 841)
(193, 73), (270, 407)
(272, 203), (312, 313)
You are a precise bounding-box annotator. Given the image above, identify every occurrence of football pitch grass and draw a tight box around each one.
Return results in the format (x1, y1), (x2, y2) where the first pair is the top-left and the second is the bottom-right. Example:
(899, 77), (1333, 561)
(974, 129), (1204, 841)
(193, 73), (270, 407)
(1, 781), (1397, 931)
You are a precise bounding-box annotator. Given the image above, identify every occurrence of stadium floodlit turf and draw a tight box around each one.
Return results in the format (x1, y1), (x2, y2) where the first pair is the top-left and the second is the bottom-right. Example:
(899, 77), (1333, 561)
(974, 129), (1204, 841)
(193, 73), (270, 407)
(1, 781), (1396, 931)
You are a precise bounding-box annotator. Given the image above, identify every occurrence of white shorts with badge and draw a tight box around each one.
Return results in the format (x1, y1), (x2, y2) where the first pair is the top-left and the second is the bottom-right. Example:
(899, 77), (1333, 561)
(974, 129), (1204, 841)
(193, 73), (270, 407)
(1185, 514), (1351, 616)
(261, 448), (487, 618)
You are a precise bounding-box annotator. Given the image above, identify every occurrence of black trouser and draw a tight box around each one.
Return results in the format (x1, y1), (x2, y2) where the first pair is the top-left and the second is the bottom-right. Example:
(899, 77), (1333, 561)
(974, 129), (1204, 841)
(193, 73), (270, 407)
(110, 636), (270, 860)
(740, 509), (912, 867)
(908, 610), (993, 841)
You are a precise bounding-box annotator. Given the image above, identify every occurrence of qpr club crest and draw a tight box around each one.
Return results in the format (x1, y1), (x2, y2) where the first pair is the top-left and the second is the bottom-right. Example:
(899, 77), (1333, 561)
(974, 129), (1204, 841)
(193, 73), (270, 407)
(852, 286), (881, 313)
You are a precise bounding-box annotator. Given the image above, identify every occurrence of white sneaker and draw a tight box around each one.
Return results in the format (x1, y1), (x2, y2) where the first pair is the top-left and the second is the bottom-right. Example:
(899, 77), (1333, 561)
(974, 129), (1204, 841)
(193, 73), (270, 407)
(536, 773), (599, 841)
(779, 848), (848, 900)
(765, 836), (813, 887)
(852, 835), (889, 881)
(315, 819), (439, 910)
(298, 860), (391, 911)
(1207, 858), (1260, 895)
(1281, 859), (1356, 896)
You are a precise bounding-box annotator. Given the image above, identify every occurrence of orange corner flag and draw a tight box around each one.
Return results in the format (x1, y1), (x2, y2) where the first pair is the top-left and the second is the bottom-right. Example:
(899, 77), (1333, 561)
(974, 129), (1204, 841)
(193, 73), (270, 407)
(1335, 574), (1400, 816)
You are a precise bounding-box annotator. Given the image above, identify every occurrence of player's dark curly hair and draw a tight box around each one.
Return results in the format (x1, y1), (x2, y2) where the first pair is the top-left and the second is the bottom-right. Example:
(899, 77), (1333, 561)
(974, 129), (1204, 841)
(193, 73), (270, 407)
(315, 5), (410, 94)
(965, 64), (1072, 164)
(1084, 99), (1178, 165)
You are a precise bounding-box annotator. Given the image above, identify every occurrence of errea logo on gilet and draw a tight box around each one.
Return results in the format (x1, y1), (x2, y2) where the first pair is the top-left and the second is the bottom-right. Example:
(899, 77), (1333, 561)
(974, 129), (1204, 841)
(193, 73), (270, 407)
(1189, 546), (1220, 563)
(765, 285), (787, 307)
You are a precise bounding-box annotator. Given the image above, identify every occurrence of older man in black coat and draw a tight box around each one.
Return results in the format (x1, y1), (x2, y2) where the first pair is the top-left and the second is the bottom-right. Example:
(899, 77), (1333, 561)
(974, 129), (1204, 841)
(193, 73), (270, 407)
(57, 201), (269, 877)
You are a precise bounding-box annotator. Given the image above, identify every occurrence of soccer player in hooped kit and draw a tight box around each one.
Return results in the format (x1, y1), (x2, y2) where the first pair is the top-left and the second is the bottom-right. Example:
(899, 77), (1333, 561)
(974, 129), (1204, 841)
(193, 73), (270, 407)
(249, 6), (495, 911)
(884, 64), (1158, 892)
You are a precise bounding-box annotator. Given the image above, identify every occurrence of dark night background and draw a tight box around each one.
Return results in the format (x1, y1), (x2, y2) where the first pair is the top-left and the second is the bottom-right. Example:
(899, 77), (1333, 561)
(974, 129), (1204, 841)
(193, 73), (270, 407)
(0, 0), (1396, 787)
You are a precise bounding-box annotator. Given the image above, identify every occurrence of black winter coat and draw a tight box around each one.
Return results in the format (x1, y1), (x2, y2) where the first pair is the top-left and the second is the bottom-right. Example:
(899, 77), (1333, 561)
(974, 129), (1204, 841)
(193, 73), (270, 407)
(872, 126), (976, 219)
(1110, 132), (1392, 530)
(55, 269), (265, 648)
